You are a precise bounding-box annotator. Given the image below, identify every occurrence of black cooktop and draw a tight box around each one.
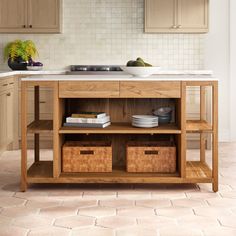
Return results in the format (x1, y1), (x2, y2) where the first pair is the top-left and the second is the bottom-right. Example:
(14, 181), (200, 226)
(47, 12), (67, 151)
(70, 65), (122, 72)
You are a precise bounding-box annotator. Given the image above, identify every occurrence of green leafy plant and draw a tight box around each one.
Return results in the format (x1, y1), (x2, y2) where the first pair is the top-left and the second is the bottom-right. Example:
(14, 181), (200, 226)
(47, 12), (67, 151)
(4, 40), (38, 62)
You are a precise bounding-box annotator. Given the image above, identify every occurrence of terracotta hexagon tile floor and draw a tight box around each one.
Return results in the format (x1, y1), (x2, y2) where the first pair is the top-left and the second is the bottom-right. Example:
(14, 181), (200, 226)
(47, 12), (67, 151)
(39, 206), (78, 218)
(12, 215), (53, 229)
(0, 145), (236, 235)
(78, 206), (116, 218)
(54, 215), (95, 229)
(135, 199), (171, 208)
(99, 199), (135, 208)
(97, 215), (136, 229)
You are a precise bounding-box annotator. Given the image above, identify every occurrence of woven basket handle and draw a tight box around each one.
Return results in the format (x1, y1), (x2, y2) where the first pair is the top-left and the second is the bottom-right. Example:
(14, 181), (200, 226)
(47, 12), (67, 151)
(144, 150), (159, 155)
(80, 150), (94, 155)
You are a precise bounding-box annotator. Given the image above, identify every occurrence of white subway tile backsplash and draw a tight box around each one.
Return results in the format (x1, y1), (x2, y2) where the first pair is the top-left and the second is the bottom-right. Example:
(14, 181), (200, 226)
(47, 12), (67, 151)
(0, 0), (204, 70)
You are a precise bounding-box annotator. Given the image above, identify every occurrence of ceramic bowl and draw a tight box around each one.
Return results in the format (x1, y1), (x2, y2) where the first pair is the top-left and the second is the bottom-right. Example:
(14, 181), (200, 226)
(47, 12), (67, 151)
(27, 66), (43, 71)
(121, 66), (161, 77)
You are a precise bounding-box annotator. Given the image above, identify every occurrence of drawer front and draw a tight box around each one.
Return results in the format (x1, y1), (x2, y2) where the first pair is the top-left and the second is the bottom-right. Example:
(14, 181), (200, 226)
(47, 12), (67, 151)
(59, 81), (120, 98)
(120, 81), (181, 98)
(0, 77), (15, 93)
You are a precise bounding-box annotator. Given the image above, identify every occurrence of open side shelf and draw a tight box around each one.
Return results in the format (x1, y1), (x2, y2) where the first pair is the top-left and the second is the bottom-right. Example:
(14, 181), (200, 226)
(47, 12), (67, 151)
(27, 120), (53, 134)
(186, 161), (212, 182)
(59, 123), (181, 134)
(186, 120), (212, 133)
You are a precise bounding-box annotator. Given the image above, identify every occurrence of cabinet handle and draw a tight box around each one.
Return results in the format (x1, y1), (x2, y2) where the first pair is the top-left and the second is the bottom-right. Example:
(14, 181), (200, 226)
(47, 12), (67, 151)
(9, 82), (14, 85)
(2, 84), (8, 87)
(39, 101), (46, 104)
(29, 25), (32, 28)
(23, 25), (26, 28)
(171, 25), (177, 29)
(177, 25), (182, 29)
(6, 93), (11, 96)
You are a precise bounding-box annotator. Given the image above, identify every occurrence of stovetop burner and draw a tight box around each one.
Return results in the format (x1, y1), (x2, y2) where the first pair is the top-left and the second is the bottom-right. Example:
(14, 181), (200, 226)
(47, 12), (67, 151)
(70, 65), (122, 72)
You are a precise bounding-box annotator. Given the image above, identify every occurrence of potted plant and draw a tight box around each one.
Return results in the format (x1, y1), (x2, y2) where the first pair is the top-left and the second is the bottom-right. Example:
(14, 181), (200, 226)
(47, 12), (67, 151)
(4, 40), (38, 70)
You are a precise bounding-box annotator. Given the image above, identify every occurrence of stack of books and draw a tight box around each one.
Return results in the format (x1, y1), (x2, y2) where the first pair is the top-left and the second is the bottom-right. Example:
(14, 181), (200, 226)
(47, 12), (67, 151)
(64, 112), (111, 128)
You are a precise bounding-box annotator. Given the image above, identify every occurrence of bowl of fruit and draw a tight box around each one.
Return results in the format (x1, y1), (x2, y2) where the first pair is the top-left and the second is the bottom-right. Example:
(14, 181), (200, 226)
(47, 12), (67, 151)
(121, 58), (160, 77)
(27, 59), (43, 71)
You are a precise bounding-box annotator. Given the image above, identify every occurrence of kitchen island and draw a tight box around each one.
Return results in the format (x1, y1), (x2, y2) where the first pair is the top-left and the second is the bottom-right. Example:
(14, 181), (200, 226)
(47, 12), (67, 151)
(20, 74), (218, 192)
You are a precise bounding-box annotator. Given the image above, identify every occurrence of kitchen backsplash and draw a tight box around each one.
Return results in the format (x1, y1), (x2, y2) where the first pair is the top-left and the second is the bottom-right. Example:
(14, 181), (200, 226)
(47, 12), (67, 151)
(0, 0), (204, 70)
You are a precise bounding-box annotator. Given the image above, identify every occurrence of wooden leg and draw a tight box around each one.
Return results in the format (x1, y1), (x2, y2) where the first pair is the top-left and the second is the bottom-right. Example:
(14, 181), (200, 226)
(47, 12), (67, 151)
(200, 133), (206, 163)
(34, 134), (40, 162)
(34, 86), (40, 162)
(21, 81), (28, 192)
(212, 82), (218, 192)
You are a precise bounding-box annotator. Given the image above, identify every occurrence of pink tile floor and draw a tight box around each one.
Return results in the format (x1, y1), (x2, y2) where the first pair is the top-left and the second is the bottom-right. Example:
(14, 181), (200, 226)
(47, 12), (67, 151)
(0, 143), (236, 236)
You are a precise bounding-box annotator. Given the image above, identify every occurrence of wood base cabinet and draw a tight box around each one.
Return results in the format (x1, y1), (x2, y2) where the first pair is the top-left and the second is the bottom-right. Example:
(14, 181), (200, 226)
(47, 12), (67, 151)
(20, 79), (218, 192)
(0, 77), (15, 153)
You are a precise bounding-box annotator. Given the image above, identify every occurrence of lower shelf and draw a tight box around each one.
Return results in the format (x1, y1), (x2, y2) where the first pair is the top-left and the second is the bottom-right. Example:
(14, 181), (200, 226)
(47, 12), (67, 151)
(27, 161), (213, 184)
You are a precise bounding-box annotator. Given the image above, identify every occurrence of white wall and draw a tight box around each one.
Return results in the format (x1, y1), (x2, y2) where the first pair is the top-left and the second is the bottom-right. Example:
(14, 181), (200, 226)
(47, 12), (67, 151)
(204, 0), (230, 141)
(0, 0), (203, 70)
(229, 0), (236, 141)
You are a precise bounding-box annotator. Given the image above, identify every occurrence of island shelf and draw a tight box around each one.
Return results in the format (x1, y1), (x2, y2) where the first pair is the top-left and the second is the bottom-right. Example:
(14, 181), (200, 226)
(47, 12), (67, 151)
(21, 79), (218, 192)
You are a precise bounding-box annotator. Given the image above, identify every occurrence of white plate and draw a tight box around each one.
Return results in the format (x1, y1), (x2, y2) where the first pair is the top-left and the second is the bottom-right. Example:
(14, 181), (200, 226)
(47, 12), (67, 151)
(133, 121), (158, 125)
(132, 115), (158, 120)
(132, 123), (159, 128)
(121, 66), (161, 78)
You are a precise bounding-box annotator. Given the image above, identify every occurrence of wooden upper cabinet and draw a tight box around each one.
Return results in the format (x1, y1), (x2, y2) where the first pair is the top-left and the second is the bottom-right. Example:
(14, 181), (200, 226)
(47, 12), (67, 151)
(145, 0), (176, 33)
(177, 0), (208, 32)
(0, 0), (26, 31)
(0, 0), (61, 33)
(28, 0), (61, 33)
(145, 0), (209, 33)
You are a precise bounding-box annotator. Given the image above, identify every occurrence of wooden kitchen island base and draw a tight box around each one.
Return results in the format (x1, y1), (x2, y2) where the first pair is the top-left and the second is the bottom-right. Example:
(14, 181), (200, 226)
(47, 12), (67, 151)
(20, 77), (218, 192)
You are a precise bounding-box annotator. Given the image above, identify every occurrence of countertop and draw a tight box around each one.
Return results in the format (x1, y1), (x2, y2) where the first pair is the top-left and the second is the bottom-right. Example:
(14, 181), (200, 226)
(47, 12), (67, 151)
(0, 69), (217, 81)
(21, 74), (218, 81)
(0, 70), (66, 78)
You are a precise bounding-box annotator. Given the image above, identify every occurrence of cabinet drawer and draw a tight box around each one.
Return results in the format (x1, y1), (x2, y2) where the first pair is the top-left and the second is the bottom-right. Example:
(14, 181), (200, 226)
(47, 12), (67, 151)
(120, 82), (181, 98)
(59, 81), (120, 98)
(0, 77), (15, 93)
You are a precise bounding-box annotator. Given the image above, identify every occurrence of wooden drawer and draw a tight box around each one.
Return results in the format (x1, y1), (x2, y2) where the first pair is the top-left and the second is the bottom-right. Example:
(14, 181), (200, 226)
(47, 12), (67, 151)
(59, 81), (120, 98)
(0, 77), (15, 93)
(120, 81), (181, 98)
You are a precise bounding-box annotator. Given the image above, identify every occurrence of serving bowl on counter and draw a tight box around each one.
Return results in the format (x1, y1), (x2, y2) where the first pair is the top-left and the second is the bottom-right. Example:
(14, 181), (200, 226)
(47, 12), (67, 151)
(27, 66), (43, 71)
(121, 66), (161, 77)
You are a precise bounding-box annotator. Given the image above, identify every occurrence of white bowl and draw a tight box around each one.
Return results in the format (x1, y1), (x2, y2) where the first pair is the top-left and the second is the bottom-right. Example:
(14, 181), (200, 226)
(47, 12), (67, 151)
(27, 66), (43, 71)
(121, 66), (161, 77)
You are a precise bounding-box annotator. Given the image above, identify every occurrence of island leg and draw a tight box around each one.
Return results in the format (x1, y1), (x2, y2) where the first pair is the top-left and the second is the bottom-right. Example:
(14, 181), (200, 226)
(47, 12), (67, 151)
(21, 81), (28, 192)
(212, 82), (218, 192)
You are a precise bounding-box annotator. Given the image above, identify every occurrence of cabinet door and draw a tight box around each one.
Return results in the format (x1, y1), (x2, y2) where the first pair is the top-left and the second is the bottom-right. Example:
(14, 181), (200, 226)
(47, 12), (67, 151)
(145, 0), (177, 33)
(0, 0), (27, 32)
(177, 0), (208, 32)
(0, 93), (7, 148)
(28, 0), (61, 33)
(6, 89), (14, 143)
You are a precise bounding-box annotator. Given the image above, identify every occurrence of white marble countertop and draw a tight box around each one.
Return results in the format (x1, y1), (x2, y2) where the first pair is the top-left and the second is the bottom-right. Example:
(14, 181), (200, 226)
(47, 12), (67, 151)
(21, 74), (218, 81)
(0, 69), (217, 81)
(0, 70), (66, 78)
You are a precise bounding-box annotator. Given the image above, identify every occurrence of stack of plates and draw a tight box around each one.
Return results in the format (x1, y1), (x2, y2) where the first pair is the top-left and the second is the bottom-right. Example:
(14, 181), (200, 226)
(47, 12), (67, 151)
(132, 115), (159, 128)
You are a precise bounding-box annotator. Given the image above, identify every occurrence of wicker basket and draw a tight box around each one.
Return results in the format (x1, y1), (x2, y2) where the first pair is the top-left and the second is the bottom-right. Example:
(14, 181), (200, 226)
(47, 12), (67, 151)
(126, 141), (176, 173)
(62, 141), (112, 173)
